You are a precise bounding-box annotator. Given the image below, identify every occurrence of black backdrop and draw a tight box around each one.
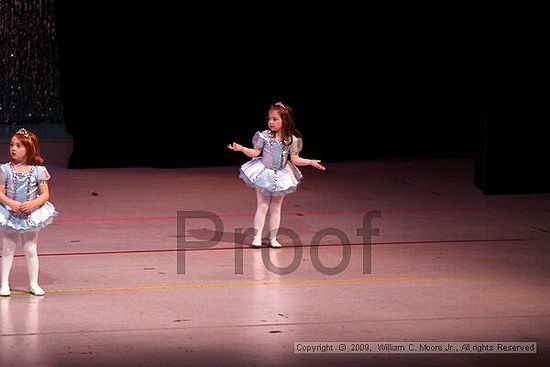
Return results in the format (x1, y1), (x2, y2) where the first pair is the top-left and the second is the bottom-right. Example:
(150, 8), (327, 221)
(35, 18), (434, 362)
(53, 2), (547, 193)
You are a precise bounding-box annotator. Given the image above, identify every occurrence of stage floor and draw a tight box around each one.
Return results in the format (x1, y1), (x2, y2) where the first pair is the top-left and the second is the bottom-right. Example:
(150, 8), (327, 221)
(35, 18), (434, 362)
(1, 158), (549, 366)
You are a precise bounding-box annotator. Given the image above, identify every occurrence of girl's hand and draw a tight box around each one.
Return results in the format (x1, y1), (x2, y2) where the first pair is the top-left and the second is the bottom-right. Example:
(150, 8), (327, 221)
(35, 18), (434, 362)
(8, 202), (22, 213)
(310, 160), (326, 170)
(227, 142), (243, 152)
(18, 201), (35, 213)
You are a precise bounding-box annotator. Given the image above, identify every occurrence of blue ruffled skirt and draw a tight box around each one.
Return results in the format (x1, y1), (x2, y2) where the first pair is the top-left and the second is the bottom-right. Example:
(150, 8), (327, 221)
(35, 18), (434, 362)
(0, 202), (58, 233)
(239, 158), (303, 196)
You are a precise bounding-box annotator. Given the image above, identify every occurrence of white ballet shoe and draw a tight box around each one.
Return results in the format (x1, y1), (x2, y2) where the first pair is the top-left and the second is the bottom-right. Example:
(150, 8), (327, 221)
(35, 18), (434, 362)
(251, 238), (262, 248)
(270, 239), (282, 248)
(0, 286), (10, 297)
(29, 284), (45, 296)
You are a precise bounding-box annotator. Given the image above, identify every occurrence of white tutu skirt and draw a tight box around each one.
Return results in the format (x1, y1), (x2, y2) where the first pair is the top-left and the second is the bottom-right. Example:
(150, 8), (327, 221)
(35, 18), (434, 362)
(0, 202), (58, 233)
(239, 158), (303, 196)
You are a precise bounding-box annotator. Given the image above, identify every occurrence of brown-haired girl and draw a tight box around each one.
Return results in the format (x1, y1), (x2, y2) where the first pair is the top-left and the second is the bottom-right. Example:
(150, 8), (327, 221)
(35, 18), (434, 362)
(228, 102), (325, 248)
(0, 128), (58, 296)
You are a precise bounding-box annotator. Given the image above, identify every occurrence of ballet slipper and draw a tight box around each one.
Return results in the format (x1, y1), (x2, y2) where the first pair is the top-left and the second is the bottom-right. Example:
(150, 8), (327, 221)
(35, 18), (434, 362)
(0, 285), (11, 297)
(270, 239), (282, 248)
(29, 284), (45, 296)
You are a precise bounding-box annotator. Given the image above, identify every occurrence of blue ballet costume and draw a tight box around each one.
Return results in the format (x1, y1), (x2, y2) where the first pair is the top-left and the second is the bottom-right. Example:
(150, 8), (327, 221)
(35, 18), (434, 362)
(0, 162), (58, 233)
(239, 130), (303, 196)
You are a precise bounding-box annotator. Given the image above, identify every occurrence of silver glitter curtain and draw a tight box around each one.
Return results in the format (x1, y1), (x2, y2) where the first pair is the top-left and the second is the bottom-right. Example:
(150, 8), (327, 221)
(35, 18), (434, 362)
(0, 0), (63, 126)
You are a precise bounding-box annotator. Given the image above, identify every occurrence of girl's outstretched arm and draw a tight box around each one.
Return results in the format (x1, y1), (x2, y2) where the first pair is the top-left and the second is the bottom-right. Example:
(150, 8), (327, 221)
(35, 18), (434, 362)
(291, 154), (326, 170)
(227, 142), (261, 158)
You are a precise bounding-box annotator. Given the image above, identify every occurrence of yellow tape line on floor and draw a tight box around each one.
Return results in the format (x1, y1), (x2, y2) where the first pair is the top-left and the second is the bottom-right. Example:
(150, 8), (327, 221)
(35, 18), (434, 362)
(5, 271), (549, 295)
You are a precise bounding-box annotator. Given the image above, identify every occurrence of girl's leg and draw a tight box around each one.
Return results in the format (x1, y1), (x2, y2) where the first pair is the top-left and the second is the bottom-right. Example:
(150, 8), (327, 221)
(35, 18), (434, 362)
(253, 189), (270, 247)
(1, 232), (19, 296)
(22, 231), (44, 296)
(268, 194), (285, 248)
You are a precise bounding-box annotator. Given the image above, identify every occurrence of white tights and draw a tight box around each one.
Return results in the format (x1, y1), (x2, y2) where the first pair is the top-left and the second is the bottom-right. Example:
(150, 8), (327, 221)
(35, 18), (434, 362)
(1, 231), (41, 292)
(253, 189), (284, 243)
